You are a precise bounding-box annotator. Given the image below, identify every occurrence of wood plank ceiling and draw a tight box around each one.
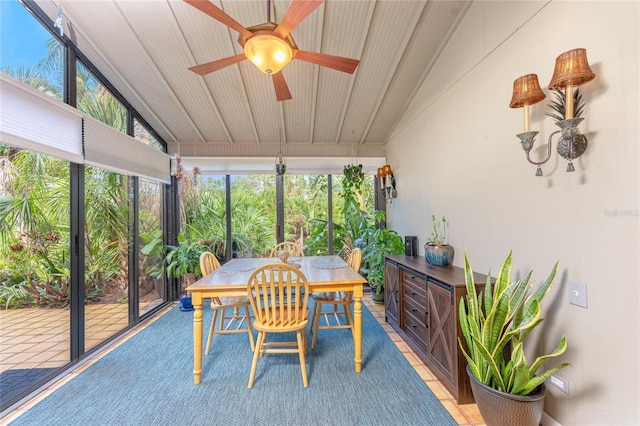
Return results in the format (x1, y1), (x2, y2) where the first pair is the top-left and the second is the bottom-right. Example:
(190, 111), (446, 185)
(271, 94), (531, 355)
(35, 0), (471, 160)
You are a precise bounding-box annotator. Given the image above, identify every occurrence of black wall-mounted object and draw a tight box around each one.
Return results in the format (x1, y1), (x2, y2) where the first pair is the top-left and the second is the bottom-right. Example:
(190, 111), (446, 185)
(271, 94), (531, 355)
(404, 236), (418, 256)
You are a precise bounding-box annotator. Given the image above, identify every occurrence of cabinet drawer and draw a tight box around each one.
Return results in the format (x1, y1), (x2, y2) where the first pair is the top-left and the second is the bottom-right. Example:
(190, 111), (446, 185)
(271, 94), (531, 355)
(404, 304), (428, 350)
(404, 295), (426, 319)
(403, 269), (427, 290)
(403, 277), (427, 309)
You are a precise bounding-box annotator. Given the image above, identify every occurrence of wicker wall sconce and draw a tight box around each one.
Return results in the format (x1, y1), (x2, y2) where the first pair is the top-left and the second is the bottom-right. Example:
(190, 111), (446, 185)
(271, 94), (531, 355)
(510, 48), (596, 176)
(377, 165), (396, 203)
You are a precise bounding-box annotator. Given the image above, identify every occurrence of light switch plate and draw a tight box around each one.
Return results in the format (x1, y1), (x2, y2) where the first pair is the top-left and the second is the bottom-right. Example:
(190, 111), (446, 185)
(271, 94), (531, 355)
(549, 374), (570, 394)
(569, 281), (588, 308)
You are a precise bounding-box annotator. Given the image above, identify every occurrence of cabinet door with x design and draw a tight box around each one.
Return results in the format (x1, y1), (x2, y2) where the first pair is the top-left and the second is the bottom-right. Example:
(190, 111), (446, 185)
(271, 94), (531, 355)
(426, 279), (456, 386)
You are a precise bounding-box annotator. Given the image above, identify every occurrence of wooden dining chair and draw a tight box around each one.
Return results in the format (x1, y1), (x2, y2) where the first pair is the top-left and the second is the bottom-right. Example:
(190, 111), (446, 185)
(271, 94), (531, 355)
(269, 241), (304, 259)
(246, 262), (310, 388)
(310, 248), (362, 350)
(199, 251), (255, 355)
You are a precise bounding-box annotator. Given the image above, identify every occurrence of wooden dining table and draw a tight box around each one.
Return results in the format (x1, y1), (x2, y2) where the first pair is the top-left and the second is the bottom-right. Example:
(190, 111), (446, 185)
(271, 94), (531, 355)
(185, 255), (368, 384)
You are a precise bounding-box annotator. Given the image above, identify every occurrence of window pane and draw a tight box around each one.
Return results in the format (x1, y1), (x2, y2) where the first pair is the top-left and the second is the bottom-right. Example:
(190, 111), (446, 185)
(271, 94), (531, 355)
(332, 175), (347, 251)
(138, 178), (164, 315)
(284, 175), (329, 255)
(180, 172), (227, 261)
(230, 175), (276, 258)
(83, 165), (130, 350)
(332, 173), (376, 255)
(1, 0), (63, 100)
(133, 118), (164, 151)
(76, 61), (126, 132)
(0, 144), (71, 403)
(134, 119), (165, 314)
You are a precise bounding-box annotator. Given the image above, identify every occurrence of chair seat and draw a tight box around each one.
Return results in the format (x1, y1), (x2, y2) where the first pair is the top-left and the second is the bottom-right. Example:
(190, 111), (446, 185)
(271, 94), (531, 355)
(310, 248), (361, 351)
(211, 296), (251, 309)
(200, 250), (255, 356)
(311, 291), (352, 303)
(253, 307), (309, 332)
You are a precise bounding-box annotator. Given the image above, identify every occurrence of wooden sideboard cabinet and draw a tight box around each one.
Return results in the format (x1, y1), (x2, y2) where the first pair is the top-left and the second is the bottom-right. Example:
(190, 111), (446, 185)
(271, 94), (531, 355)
(384, 254), (490, 404)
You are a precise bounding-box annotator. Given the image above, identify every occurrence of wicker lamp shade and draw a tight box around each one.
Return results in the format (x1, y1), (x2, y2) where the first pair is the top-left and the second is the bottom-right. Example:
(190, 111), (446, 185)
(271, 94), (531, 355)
(509, 74), (546, 108)
(548, 48), (595, 90)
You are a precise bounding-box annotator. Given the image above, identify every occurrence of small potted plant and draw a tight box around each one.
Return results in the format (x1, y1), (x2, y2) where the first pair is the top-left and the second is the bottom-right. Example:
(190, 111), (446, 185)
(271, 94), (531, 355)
(424, 215), (454, 265)
(458, 251), (569, 426)
(143, 233), (207, 311)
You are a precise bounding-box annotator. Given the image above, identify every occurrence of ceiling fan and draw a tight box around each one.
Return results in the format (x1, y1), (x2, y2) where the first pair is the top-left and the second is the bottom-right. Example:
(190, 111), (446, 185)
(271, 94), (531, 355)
(184, 0), (360, 101)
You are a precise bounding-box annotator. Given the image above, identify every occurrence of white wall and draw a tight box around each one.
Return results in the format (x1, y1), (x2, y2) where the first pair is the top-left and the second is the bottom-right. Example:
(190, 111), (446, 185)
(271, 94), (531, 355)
(386, 1), (639, 425)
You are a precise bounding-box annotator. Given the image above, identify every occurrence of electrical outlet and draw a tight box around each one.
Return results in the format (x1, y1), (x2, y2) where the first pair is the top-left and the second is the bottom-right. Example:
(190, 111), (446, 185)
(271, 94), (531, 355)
(569, 281), (588, 308)
(549, 374), (570, 394)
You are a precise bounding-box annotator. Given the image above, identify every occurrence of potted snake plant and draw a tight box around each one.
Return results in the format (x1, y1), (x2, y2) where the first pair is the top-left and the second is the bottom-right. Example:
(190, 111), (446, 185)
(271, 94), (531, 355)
(458, 251), (569, 426)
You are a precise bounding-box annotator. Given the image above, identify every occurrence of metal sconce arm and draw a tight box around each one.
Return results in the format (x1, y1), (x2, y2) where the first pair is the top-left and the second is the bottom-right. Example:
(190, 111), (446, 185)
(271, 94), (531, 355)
(518, 130), (559, 176)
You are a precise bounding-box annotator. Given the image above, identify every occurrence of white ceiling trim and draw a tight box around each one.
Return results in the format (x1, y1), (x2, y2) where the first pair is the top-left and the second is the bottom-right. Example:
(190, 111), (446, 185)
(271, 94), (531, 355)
(180, 156), (385, 175)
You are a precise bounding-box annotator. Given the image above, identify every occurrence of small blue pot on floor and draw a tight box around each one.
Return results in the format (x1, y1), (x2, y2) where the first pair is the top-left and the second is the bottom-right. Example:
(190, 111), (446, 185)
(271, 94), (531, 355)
(179, 293), (194, 312)
(424, 243), (454, 266)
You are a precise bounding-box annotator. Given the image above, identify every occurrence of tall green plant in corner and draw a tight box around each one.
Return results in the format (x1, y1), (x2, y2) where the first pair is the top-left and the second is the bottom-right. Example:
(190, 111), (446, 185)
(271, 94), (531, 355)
(458, 251), (569, 396)
(359, 210), (404, 295)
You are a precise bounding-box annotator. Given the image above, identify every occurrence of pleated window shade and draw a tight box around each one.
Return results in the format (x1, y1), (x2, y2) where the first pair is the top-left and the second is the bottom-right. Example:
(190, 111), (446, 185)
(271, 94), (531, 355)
(83, 115), (171, 184)
(0, 74), (84, 163)
(0, 74), (171, 184)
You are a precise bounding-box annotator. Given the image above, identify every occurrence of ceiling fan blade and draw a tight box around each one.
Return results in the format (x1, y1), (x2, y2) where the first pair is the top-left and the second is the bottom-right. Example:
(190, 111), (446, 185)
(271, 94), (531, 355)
(272, 72), (292, 101)
(295, 50), (360, 74)
(183, 0), (254, 40)
(272, 0), (324, 39)
(188, 53), (246, 76)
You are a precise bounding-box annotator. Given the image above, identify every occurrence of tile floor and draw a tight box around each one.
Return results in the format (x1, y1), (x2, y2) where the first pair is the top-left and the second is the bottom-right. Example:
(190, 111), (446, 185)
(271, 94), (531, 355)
(363, 295), (485, 426)
(1, 294), (485, 425)
(0, 304), (129, 375)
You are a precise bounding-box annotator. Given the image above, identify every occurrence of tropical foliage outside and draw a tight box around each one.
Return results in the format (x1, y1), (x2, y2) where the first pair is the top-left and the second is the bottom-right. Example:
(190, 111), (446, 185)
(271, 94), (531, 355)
(175, 166), (375, 260)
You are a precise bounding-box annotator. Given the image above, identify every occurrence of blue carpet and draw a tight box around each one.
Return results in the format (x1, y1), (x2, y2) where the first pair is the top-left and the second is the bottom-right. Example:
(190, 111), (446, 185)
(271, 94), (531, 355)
(10, 302), (456, 425)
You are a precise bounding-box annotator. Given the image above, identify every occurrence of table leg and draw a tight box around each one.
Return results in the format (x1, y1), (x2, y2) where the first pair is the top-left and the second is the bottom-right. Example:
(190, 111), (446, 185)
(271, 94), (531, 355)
(192, 297), (203, 384)
(353, 293), (362, 373)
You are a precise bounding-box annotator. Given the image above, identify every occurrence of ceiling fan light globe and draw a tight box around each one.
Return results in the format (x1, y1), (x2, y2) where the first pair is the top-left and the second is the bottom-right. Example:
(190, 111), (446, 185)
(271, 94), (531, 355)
(244, 35), (293, 75)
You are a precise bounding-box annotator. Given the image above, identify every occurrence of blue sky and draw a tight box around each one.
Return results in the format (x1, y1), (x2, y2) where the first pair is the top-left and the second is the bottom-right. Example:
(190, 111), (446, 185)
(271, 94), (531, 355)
(0, 0), (51, 69)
